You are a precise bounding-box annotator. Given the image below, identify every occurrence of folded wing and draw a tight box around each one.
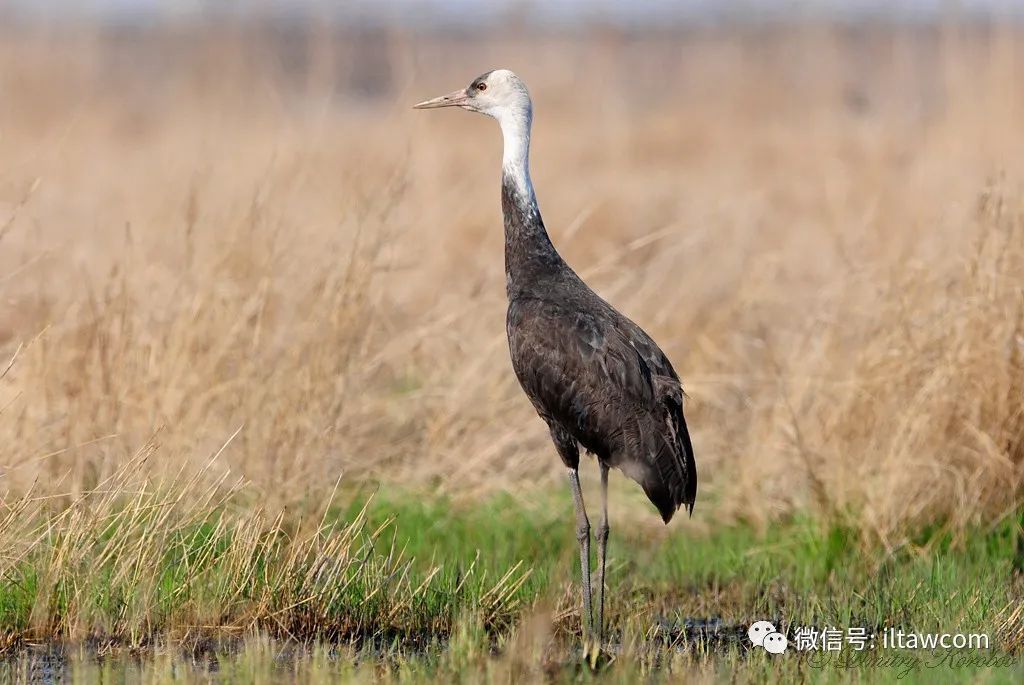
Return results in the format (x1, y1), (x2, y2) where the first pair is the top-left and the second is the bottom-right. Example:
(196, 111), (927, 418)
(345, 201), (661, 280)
(508, 297), (697, 522)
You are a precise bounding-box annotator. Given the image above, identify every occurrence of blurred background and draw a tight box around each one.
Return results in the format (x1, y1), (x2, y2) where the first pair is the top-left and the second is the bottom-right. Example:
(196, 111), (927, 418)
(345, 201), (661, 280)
(1, 0), (1023, 544)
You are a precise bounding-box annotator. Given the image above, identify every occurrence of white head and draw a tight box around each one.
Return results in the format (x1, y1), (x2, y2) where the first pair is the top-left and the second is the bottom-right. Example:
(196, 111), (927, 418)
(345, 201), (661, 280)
(413, 69), (531, 122)
(414, 70), (535, 198)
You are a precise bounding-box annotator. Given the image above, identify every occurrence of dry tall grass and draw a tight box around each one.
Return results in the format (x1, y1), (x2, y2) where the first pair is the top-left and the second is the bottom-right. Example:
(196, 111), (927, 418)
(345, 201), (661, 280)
(1, 22), (1023, 548)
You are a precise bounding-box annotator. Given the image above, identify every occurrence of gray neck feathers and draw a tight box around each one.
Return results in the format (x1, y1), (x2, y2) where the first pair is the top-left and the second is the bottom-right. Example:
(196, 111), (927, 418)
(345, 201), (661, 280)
(501, 172), (567, 301)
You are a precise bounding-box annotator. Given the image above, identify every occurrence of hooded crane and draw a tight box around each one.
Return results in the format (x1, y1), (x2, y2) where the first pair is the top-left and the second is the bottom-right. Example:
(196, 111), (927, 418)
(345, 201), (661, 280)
(414, 70), (696, 645)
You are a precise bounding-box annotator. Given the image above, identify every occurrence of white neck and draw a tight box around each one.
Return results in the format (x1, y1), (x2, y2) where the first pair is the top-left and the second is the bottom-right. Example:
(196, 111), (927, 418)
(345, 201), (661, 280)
(495, 106), (535, 202)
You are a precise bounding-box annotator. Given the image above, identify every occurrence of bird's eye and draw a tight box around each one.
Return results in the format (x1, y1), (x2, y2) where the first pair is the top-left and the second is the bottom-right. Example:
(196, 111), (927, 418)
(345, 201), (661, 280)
(477, 83), (487, 91)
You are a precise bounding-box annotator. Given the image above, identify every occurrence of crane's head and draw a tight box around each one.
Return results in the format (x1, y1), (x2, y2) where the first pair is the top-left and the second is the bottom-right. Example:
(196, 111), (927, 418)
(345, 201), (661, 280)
(413, 69), (531, 122)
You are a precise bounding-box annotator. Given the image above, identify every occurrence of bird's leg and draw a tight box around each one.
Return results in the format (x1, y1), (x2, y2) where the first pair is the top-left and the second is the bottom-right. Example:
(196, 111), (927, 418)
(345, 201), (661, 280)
(595, 462), (610, 645)
(567, 468), (593, 641)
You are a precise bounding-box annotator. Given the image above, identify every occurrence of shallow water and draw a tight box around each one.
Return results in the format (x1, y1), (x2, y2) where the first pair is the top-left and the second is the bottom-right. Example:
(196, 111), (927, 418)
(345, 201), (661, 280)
(0, 617), (753, 683)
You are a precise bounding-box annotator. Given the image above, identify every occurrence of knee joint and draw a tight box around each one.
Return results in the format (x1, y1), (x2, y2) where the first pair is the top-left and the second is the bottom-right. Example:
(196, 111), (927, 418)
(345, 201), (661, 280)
(597, 523), (609, 543)
(576, 522), (590, 542)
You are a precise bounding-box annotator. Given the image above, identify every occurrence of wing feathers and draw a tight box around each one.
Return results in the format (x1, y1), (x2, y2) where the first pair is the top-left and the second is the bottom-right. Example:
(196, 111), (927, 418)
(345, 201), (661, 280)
(508, 297), (697, 521)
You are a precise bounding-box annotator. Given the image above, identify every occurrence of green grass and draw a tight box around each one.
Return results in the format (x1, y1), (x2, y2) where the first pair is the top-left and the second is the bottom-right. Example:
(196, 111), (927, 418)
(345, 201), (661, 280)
(1, 486), (1021, 682)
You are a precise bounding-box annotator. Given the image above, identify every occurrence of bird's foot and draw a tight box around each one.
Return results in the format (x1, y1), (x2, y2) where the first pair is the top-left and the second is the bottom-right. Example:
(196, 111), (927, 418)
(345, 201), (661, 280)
(581, 636), (615, 670)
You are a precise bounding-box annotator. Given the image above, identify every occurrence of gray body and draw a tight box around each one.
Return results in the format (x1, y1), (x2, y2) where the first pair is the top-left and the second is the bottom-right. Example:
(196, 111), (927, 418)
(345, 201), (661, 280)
(502, 176), (696, 522)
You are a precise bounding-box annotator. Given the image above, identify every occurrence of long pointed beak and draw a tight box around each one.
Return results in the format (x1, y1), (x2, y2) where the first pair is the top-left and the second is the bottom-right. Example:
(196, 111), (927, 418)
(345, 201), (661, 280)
(413, 89), (470, 110)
